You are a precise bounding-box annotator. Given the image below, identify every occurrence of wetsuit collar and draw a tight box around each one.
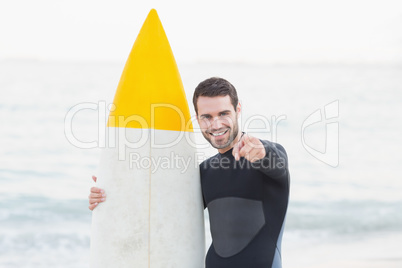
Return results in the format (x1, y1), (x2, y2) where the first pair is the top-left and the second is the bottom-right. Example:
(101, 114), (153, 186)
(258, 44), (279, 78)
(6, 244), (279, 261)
(219, 148), (234, 157)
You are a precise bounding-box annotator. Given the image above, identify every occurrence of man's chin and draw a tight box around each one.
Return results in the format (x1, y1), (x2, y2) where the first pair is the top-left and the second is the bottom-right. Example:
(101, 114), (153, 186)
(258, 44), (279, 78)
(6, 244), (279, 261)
(202, 131), (235, 150)
(210, 139), (231, 150)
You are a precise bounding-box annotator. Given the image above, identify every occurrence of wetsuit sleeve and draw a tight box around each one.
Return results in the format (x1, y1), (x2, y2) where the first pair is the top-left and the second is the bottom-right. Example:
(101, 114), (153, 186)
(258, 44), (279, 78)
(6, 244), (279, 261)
(251, 140), (288, 179)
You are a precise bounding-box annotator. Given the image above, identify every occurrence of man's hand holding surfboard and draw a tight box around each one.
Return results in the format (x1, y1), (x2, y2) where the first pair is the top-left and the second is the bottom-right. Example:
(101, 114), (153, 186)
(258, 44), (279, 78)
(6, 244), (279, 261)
(88, 176), (105, 211)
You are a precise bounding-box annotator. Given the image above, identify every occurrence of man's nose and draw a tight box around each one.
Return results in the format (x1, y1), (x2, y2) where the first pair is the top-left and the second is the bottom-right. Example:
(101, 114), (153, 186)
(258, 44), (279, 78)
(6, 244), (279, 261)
(211, 118), (224, 130)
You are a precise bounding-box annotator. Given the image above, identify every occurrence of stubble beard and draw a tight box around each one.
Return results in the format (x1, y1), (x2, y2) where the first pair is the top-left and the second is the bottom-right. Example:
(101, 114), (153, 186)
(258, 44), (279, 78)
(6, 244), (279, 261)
(202, 120), (240, 150)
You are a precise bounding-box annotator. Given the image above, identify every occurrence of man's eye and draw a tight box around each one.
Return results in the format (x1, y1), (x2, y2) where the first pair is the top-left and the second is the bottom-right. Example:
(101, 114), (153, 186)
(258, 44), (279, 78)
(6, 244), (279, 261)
(220, 112), (228, 116)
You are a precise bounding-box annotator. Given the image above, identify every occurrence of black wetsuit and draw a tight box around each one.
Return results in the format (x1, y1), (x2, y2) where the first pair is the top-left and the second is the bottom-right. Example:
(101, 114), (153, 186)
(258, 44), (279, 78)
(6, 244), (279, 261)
(200, 140), (290, 268)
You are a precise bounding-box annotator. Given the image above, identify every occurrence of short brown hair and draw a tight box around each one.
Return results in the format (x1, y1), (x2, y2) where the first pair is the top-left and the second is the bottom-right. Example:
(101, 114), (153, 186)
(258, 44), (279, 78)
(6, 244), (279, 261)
(193, 77), (239, 114)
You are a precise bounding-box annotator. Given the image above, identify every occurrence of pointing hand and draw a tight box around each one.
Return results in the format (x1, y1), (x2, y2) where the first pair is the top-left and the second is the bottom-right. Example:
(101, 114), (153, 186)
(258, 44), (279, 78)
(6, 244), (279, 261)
(232, 134), (266, 162)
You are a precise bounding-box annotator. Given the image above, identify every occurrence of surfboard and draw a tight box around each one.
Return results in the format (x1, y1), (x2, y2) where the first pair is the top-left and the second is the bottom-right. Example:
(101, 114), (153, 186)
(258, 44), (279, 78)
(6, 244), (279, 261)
(90, 9), (205, 267)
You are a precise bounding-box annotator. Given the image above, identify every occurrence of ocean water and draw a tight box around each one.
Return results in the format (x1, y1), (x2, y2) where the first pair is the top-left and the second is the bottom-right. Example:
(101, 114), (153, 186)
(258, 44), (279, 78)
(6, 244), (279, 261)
(0, 60), (401, 267)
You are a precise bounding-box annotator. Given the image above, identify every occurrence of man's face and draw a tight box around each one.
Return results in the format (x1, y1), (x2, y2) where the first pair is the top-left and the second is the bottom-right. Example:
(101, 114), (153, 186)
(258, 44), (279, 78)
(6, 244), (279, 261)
(196, 95), (241, 151)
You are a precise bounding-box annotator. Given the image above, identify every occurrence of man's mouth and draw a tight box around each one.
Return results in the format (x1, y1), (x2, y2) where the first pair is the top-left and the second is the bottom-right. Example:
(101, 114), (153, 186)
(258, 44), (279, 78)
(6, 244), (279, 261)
(209, 129), (229, 137)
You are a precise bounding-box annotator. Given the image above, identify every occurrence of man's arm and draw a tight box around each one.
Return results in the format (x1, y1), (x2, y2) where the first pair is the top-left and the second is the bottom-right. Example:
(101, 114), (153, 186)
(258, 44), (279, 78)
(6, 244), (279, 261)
(88, 175), (106, 211)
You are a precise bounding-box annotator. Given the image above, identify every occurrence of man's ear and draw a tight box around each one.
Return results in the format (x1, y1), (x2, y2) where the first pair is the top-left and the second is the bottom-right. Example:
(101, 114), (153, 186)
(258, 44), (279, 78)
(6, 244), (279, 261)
(236, 102), (242, 115)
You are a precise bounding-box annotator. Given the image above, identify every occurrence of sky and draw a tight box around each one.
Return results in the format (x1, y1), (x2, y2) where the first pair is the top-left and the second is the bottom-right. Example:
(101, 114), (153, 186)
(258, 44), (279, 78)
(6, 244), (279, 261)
(0, 0), (402, 63)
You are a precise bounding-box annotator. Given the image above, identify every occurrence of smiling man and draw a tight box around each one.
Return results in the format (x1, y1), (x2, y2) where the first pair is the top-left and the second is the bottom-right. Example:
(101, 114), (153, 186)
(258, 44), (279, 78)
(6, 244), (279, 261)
(89, 77), (290, 268)
(193, 77), (290, 268)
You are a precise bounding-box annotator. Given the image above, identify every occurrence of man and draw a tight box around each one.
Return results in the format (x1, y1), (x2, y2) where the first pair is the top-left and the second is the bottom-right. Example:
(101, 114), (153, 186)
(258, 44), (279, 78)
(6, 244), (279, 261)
(89, 77), (290, 268)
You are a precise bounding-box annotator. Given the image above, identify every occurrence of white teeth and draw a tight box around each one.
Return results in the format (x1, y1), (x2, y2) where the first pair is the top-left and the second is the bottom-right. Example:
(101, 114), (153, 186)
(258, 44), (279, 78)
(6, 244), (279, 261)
(211, 130), (227, 136)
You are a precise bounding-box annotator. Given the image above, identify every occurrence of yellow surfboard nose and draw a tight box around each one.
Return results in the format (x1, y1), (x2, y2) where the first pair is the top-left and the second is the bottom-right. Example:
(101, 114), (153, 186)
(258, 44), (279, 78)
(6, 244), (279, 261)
(107, 9), (193, 132)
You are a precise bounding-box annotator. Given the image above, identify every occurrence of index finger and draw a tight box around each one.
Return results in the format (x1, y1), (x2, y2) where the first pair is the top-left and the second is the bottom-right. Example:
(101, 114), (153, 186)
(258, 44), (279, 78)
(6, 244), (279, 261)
(233, 133), (245, 161)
